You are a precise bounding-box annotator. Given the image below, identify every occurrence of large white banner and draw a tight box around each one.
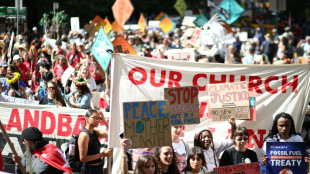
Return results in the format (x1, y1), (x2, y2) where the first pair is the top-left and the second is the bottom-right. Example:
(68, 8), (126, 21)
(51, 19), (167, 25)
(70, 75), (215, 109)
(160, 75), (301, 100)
(0, 103), (109, 156)
(109, 54), (310, 157)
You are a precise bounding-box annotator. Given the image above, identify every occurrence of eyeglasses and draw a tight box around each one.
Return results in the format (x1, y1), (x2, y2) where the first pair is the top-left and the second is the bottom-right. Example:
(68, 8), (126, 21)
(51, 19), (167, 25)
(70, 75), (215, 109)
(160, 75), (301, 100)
(48, 86), (55, 90)
(237, 137), (249, 141)
(90, 116), (100, 120)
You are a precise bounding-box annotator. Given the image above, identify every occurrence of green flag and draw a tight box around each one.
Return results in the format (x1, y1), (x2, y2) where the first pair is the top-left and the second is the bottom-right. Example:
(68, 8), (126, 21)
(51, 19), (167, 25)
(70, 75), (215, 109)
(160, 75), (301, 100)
(193, 14), (209, 27)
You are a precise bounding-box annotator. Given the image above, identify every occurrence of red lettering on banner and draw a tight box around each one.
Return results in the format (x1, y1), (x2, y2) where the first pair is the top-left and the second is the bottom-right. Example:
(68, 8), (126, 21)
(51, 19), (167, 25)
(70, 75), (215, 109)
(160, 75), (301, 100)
(58, 114), (72, 136)
(192, 73), (207, 91)
(282, 75), (298, 93)
(229, 75), (235, 82)
(210, 74), (226, 84)
(72, 115), (86, 135)
(41, 111), (56, 134)
(199, 102), (208, 118)
(6, 108), (22, 131)
(265, 76), (279, 94)
(247, 129), (266, 148)
(150, 69), (166, 87)
(128, 67), (147, 85)
(249, 76), (263, 93)
(168, 71), (182, 87)
(23, 110), (39, 128)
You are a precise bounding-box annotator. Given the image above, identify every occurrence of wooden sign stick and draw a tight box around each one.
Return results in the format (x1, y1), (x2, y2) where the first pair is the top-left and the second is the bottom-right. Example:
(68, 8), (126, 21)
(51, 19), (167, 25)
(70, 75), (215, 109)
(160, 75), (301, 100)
(0, 120), (26, 174)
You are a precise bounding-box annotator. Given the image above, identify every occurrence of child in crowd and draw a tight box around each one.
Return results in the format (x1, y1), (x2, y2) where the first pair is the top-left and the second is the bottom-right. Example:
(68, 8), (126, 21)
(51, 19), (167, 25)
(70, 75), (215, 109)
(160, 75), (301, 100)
(219, 127), (258, 166)
(171, 125), (189, 172)
(194, 117), (236, 172)
(181, 147), (207, 174)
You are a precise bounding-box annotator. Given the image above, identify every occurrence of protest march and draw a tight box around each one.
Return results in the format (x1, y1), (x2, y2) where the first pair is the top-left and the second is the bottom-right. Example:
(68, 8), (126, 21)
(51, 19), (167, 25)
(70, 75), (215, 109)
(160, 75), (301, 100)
(0, 0), (310, 174)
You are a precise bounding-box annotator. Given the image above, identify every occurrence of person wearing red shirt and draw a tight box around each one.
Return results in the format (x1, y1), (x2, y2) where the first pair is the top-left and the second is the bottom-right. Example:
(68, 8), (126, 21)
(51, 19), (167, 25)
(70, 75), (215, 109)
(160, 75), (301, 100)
(13, 55), (29, 86)
(53, 55), (68, 78)
(66, 42), (83, 68)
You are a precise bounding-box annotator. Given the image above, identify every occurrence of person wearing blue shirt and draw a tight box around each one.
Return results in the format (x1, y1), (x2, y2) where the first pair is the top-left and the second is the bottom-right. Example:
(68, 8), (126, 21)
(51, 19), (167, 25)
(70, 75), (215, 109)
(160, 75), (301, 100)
(66, 77), (91, 109)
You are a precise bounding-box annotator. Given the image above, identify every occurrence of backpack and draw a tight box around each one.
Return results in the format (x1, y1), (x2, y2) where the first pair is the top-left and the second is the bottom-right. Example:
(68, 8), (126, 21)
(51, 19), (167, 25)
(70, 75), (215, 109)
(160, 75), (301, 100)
(65, 134), (82, 172)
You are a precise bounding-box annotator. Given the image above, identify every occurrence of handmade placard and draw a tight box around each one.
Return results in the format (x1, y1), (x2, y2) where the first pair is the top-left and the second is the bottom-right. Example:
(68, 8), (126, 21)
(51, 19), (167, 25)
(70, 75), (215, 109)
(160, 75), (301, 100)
(164, 86), (199, 125)
(208, 82), (250, 121)
(123, 100), (171, 148)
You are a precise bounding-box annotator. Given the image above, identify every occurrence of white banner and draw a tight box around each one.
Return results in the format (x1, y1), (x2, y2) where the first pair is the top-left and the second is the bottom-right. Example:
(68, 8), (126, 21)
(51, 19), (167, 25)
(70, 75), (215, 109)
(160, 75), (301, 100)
(109, 54), (310, 158)
(167, 48), (195, 62)
(0, 103), (109, 156)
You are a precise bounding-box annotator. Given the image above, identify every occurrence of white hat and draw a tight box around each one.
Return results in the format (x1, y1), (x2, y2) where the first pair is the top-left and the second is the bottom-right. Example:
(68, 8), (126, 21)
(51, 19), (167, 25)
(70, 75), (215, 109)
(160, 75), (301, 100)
(13, 55), (22, 61)
(32, 27), (37, 31)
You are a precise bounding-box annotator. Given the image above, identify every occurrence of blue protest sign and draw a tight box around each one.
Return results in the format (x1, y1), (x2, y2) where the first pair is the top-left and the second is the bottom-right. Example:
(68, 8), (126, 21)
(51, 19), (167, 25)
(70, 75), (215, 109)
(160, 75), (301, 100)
(266, 142), (307, 174)
(90, 26), (114, 72)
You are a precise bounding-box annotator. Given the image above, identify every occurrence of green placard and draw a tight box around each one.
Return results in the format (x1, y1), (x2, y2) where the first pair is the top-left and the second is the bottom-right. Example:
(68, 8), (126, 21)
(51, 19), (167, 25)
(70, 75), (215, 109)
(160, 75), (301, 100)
(193, 14), (208, 27)
(90, 26), (114, 72)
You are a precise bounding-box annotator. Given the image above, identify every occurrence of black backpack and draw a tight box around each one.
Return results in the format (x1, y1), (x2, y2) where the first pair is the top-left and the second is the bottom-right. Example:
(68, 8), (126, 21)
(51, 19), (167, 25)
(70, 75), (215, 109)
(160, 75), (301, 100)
(65, 134), (82, 172)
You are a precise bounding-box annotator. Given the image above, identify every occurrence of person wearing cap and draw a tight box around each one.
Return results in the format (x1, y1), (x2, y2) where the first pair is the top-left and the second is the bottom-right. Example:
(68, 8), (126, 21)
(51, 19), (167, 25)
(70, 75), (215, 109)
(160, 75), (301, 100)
(281, 26), (294, 45)
(0, 61), (8, 83)
(66, 77), (91, 109)
(12, 127), (72, 174)
(13, 54), (30, 86)
(13, 35), (24, 51)
(28, 26), (40, 46)
(272, 28), (280, 45)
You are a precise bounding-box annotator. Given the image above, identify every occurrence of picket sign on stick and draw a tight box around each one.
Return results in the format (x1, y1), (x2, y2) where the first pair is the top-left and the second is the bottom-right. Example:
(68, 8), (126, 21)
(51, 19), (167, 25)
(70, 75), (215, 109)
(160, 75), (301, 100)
(0, 120), (26, 174)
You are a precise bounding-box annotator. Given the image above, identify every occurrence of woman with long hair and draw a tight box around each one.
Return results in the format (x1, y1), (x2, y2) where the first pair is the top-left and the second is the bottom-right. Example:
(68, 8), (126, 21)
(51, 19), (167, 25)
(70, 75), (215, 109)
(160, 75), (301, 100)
(261, 113), (308, 165)
(78, 109), (111, 174)
(70, 64), (97, 92)
(121, 139), (157, 174)
(193, 117), (236, 172)
(153, 146), (180, 174)
(219, 127), (258, 166)
(181, 147), (207, 174)
(66, 77), (92, 109)
(39, 81), (66, 106)
(66, 42), (83, 68)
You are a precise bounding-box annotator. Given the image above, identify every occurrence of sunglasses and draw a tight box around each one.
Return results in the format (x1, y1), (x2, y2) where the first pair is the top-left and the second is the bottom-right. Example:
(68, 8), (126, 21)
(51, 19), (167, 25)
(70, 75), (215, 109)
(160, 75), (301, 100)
(48, 86), (55, 90)
(237, 137), (249, 141)
(90, 116), (100, 120)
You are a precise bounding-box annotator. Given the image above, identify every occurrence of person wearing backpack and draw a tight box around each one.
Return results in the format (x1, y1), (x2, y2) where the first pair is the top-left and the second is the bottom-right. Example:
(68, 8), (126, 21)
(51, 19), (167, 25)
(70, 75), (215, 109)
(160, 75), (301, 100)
(78, 109), (112, 174)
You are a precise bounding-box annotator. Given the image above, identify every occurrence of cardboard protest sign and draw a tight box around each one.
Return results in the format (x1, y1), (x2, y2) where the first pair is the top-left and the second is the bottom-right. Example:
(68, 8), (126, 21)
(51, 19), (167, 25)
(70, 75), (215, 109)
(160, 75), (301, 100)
(104, 17), (112, 34)
(159, 16), (174, 34)
(174, 0), (187, 17)
(112, 0), (134, 28)
(164, 86), (200, 125)
(91, 15), (105, 31)
(84, 23), (96, 37)
(208, 82), (250, 121)
(138, 13), (146, 32)
(123, 100), (171, 148)
(181, 16), (196, 27)
(267, 142), (307, 174)
(214, 162), (260, 174)
(167, 48), (195, 62)
(112, 35), (137, 55)
(90, 26), (114, 72)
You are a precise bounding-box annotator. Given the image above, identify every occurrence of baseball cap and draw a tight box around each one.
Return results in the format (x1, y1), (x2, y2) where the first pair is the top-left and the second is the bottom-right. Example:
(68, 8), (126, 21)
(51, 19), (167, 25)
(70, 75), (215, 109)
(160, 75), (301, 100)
(0, 61), (8, 67)
(13, 55), (22, 61)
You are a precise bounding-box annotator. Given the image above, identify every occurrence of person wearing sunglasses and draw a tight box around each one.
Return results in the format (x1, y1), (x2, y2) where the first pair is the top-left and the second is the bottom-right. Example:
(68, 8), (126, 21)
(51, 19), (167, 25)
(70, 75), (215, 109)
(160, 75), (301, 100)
(39, 81), (66, 106)
(219, 127), (258, 166)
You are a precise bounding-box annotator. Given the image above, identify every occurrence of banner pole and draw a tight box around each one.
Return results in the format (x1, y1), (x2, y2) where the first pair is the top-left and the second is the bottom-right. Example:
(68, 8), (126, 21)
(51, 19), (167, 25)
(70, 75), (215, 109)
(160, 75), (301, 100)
(0, 120), (26, 174)
(105, 72), (109, 91)
(107, 149), (113, 174)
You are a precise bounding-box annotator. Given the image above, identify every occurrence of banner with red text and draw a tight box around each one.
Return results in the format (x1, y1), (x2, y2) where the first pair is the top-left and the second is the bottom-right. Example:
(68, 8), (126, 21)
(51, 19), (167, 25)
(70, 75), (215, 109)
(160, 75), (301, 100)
(109, 54), (310, 160)
(0, 102), (109, 158)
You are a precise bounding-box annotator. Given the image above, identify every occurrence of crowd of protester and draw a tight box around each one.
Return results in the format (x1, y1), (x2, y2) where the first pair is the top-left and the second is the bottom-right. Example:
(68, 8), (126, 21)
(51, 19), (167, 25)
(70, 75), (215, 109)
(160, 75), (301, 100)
(0, 15), (310, 174)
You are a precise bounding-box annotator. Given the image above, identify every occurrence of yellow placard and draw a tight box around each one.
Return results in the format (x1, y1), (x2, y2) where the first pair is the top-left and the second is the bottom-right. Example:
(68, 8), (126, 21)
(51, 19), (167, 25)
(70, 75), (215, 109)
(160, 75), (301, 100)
(104, 17), (112, 34)
(91, 15), (105, 31)
(138, 13), (146, 32)
(159, 16), (174, 34)
(111, 21), (123, 34)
